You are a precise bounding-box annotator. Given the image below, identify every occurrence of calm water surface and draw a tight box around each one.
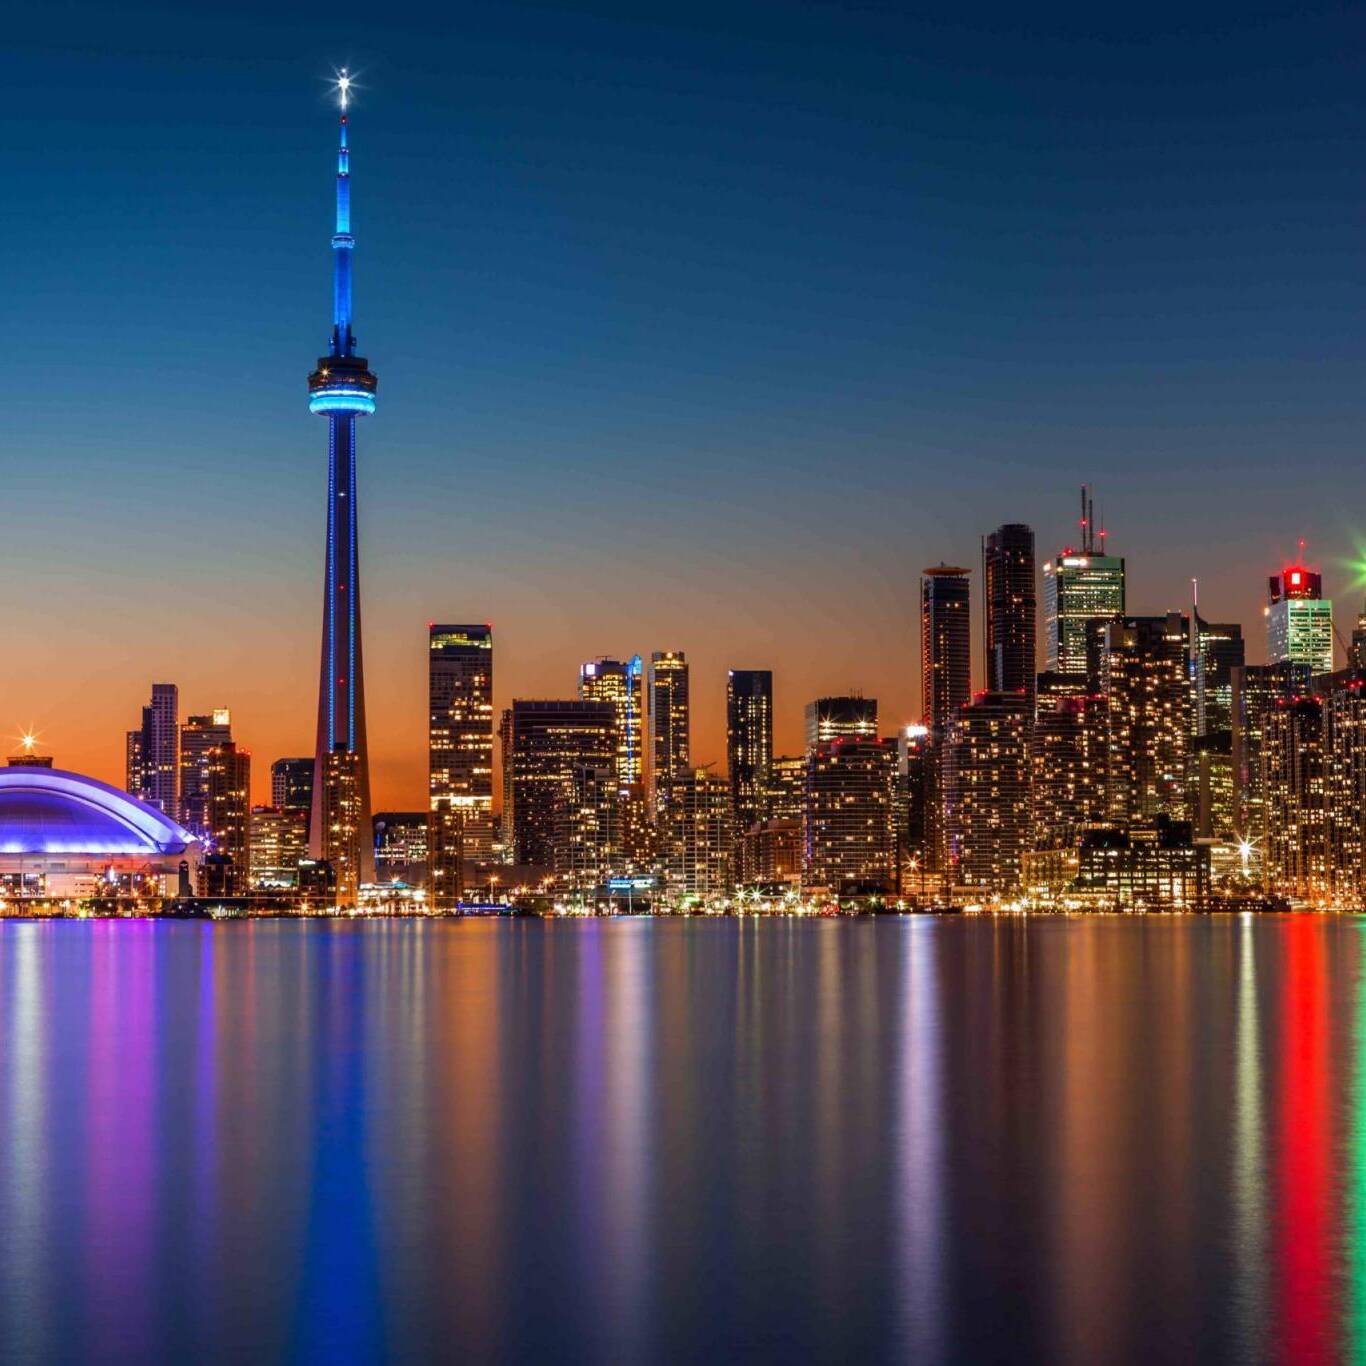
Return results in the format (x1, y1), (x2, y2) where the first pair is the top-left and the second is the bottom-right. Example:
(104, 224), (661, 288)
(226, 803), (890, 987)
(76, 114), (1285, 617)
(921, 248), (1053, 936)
(0, 916), (1363, 1363)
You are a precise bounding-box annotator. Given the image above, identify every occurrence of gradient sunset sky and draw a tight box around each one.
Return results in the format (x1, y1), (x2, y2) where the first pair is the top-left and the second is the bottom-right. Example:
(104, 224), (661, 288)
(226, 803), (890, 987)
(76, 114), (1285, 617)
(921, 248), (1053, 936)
(7, 1), (1366, 807)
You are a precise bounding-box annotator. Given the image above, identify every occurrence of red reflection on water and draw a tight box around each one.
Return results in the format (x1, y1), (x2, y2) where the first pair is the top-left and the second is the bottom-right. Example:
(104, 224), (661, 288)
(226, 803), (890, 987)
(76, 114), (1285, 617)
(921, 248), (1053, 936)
(1278, 917), (1334, 1365)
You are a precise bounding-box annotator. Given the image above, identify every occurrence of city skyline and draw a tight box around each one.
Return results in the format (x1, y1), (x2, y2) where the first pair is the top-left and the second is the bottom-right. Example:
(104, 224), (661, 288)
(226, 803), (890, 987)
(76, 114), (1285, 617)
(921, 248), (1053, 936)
(11, 7), (1366, 810)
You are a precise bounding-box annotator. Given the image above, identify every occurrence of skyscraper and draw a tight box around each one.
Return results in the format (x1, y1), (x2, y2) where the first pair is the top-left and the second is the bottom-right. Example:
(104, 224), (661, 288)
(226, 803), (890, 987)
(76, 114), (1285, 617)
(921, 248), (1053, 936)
(553, 765), (623, 891)
(319, 748), (364, 901)
(126, 683), (179, 819)
(180, 709), (232, 836)
(661, 768), (734, 897)
(249, 805), (309, 888)
(920, 566), (972, 736)
(944, 692), (1031, 893)
(982, 524), (1036, 709)
(307, 72), (377, 883)
(429, 625), (495, 862)
(804, 696), (877, 749)
(1263, 695), (1332, 902)
(1031, 689), (1108, 845)
(727, 670), (773, 834)
(1100, 614), (1192, 824)
(272, 757), (315, 815)
(803, 736), (896, 890)
(1042, 496), (1125, 677)
(1266, 562), (1334, 675)
(579, 656), (643, 788)
(501, 701), (616, 867)
(649, 652), (690, 802)
(204, 742), (251, 892)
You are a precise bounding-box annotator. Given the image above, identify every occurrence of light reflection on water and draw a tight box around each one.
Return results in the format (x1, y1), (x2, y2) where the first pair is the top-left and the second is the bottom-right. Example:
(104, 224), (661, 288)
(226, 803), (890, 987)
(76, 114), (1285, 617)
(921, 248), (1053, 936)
(1, 916), (1365, 1363)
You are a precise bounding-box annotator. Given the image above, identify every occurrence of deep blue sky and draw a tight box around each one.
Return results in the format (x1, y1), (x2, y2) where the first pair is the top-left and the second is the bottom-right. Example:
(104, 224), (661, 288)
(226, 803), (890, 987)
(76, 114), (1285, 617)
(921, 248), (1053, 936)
(7, 1), (1366, 802)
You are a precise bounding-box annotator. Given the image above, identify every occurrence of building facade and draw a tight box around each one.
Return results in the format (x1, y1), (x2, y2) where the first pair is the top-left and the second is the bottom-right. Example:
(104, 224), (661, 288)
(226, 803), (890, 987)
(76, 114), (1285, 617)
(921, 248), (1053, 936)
(660, 767), (734, 897)
(727, 669), (773, 835)
(920, 566), (972, 735)
(1043, 553), (1125, 678)
(127, 683), (180, 820)
(983, 523), (1036, 710)
(648, 652), (690, 804)
(944, 692), (1030, 894)
(1101, 614), (1192, 824)
(803, 736), (896, 890)
(803, 696), (877, 750)
(204, 742), (251, 893)
(1266, 564), (1333, 675)
(579, 656), (643, 789)
(429, 624), (495, 865)
(180, 709), (232, 837)
(501, 701), (616, 868)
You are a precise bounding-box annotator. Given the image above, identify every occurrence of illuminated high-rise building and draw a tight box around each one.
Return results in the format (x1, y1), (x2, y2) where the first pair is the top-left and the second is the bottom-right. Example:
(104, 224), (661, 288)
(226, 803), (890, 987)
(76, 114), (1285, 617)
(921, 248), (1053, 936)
(373, 812), (429, 885)
(1100, 614), (1191, 824)
(180, 709), (232, 836)
(579, 656), (643, 788)
(319, 747), (364, 901)
(1191, 615), (1244, 737)
(1042, 492), (1124, 678)
(803, 737), (896, 890)
(1263, 695), (1332, 902)
(429, 625), (495, 864)
(272, 757), (314, 816)
(554, 765), (623, 891)
(1031, 690), (1108, 846)
(944, 692), (1030, 893)
(1266, 561), (1333, 676)
(920, 566), (972, 736)
(764, 754), (806, 821)
(1325, 672), (1366, 900)
(648, 652), (690, 802)
(501, 701), (616, 867)
(307, 72), (378, 884)
(1190, 611), (1243, 841)
(1231, 660), (1312, 848)
(249, 805), (309, 888)
(804, 696), (877, 749)
(727, 670), (773, 833)
(204, 742), (251, 892)
(127, 683), (179, 819)
(660, 767), (734, 897)
(895, 724), (934, 882)
(982, 524), (1036, 710)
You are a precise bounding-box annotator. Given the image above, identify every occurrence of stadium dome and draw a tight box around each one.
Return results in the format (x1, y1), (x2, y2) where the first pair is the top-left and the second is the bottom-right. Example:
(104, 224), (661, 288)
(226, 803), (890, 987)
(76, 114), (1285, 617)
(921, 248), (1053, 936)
(0, 767), (199, 899)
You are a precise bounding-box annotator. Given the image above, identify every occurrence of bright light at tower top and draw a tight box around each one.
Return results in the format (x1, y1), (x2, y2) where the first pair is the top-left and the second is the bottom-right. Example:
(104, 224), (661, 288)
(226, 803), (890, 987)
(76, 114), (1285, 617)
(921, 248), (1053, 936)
(334, 68), (353, 109)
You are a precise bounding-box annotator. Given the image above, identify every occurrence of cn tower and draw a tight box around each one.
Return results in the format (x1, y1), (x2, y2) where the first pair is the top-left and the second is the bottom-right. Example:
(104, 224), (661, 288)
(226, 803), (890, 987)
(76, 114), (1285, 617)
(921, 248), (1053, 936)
(307, 70), (376, 882)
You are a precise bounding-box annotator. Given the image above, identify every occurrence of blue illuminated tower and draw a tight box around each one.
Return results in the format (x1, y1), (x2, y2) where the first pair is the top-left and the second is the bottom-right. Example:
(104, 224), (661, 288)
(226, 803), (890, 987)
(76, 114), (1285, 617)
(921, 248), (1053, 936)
(307, 71), (377, 881)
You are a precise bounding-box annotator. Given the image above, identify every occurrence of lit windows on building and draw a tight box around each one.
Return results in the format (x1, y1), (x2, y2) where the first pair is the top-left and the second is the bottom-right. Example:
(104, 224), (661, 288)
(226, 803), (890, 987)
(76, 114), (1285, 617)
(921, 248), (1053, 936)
(1100, 614), (1191, 825)
(660, 767), (734, 897)
(501, 701), (616, 868)
(648, 652), (690, 805)
(804, 696), (877, 749)
(1266, 564), (1334, 675)
(579, 656), (644, 788)
(727, 669), (773, 836)
(204, 742), (251, 894)
(429, 624), (494, 863)
(803, 736), (896, 891)
(320, 746), (364, 902)
(944, 692), (1030, 893)
(1043, 555), (1125, 678)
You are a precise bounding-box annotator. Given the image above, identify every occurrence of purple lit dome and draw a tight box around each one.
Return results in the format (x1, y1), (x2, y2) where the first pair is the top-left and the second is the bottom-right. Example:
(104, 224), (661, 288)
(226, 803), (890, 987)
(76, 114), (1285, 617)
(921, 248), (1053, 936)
(0, 768), (196, 857)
